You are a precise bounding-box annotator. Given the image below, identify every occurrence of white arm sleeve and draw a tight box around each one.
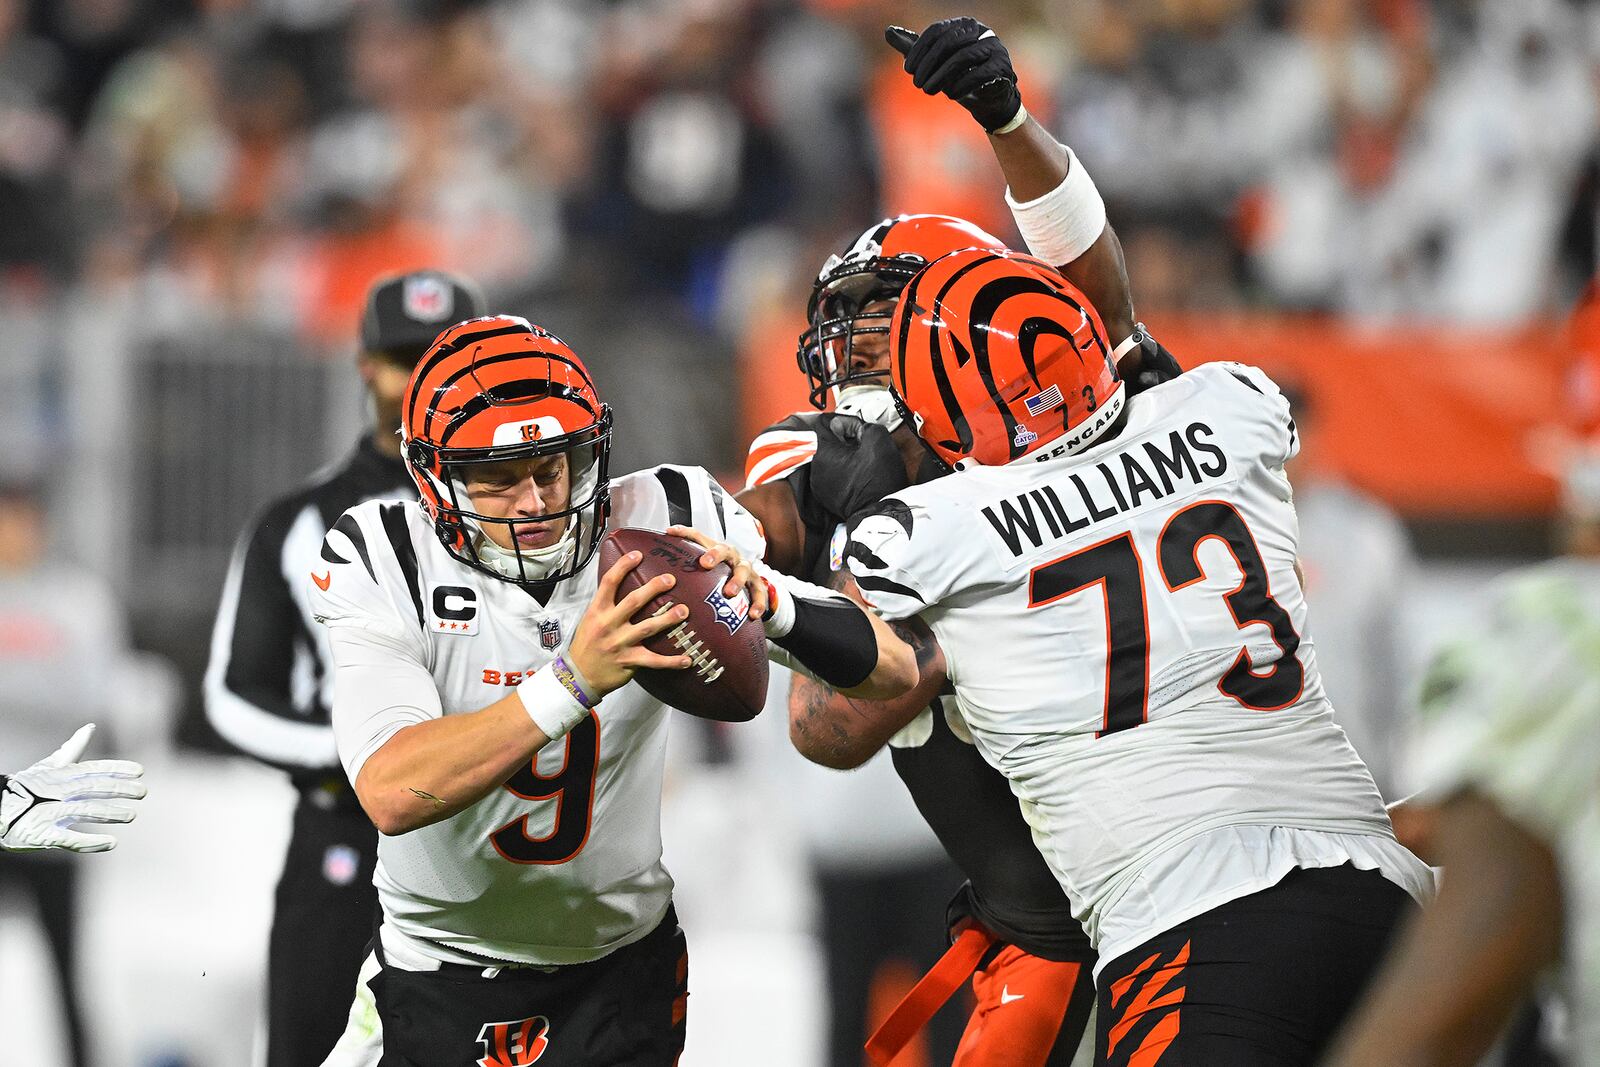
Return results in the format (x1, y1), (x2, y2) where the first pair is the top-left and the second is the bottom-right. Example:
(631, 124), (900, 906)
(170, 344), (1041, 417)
(325, 623), (442, 784)
(310, 505), (442, 783)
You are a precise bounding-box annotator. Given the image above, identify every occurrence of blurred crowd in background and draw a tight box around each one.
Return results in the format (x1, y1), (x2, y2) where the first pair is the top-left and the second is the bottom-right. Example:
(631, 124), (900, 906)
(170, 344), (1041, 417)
(0, 0), (1597, 1064)
(0, 0), (1589, 677)
(0, 0), (1593, 570)
(4, 0), (1596, 485)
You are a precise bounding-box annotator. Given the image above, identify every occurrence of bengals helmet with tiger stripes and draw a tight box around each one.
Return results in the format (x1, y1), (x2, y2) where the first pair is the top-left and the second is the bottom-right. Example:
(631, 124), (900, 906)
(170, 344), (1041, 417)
(798, 214), (1008, 410)
(402, 315), (612, 585)
(890, 247), (1123, 469)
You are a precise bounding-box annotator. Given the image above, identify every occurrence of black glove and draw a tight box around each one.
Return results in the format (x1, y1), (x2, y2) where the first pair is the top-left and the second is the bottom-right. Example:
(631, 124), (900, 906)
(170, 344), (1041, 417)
(809, 413), (910, 522)
(886, 18), (1023, 133)
(1117, 326), (1184, 397)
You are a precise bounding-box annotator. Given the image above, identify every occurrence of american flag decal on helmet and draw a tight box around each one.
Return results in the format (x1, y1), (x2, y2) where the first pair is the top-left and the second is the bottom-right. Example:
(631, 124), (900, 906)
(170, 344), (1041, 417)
(1024, 384), (1065, 417)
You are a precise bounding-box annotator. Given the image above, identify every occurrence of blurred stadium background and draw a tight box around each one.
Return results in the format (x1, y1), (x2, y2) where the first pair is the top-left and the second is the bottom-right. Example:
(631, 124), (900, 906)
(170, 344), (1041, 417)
(0, 0), (1594, 1064)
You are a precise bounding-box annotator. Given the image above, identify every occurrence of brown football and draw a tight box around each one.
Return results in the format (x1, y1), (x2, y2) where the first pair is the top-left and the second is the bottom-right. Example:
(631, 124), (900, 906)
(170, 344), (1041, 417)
(598, 528), (769, 722)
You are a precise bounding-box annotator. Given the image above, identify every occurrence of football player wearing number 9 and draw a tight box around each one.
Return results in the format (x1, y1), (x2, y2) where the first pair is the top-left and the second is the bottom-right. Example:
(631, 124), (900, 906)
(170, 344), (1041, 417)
(837, 248), (1436, 1065)
(313, 315), (914, 1067)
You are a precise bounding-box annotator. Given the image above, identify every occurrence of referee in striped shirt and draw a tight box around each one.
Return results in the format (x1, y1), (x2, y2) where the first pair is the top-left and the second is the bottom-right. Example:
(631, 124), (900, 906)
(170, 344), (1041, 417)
(205, 270), (484, 1067)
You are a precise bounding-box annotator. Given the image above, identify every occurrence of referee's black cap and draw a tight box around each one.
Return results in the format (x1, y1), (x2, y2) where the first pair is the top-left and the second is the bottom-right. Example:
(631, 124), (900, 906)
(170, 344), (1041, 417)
(360, 269), (487, 364)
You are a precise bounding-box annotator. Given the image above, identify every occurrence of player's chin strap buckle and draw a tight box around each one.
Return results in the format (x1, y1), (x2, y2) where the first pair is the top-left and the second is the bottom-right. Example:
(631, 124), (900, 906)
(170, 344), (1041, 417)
(1112, 322), (1150, 362)
(863, 926), (997, 1066)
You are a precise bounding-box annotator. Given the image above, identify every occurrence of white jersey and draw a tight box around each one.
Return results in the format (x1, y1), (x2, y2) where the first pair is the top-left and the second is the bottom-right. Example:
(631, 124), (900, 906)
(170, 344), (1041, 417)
(310, 464), (763, 967)
(1408, 560), (1600, 1065)
(848, 362), (1432, 969)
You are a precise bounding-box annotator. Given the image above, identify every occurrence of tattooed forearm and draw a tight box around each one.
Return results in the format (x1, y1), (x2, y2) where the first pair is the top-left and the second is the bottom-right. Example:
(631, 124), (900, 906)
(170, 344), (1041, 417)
(791, 674), (860, 766)
(790, 654), (929, 768)
(409, 787), (446, 806)
(786, 568), (943, 767)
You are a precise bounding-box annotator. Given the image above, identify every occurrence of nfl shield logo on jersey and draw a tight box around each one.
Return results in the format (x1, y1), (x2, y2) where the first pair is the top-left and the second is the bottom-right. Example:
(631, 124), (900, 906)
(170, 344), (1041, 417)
(704, 586), (750, 634)
(404, 274), (453, 322)
(538, 618), (561, 650)
(476, 1016), (550, 1067)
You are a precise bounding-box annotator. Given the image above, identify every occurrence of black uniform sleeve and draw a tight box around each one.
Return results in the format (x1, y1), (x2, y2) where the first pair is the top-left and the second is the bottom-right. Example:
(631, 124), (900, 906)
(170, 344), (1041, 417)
(204, 499), (340, 771)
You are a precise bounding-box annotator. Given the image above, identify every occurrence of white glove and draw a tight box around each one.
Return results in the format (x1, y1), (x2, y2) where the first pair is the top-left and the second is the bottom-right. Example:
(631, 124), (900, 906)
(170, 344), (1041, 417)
(0, 724), (147, 853)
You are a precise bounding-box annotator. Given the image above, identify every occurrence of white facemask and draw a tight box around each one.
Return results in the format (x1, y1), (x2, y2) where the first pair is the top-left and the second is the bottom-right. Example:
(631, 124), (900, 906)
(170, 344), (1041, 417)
(450, 450), (602, 583)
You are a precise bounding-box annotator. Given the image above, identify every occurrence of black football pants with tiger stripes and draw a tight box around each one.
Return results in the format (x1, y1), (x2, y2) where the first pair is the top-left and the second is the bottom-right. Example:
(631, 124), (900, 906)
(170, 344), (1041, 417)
(370, 905), (688, 1067)
(1096, 863), (1415, 1066)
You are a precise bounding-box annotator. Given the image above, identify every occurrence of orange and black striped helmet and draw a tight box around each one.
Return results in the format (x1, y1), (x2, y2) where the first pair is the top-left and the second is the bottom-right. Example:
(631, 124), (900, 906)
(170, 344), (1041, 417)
(890, 248), (1123, 469)
(402, 315), (611, 585)
(798, 214), (1008, 409)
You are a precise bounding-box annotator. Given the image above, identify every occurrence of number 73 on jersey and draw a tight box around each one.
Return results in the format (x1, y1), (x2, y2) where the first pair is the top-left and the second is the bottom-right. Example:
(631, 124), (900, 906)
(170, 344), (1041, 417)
(1029, 498), (1305, 737)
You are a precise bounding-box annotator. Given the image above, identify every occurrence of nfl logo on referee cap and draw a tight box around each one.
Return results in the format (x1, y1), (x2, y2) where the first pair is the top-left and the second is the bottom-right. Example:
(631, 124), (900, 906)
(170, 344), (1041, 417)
(403, 274), (453, 322)
(538, 618), (561, 650)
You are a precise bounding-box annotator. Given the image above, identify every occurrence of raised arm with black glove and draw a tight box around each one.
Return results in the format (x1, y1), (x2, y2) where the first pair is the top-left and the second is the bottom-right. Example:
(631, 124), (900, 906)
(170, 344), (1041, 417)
(887, 19), (1023, 134)
(887, 17), (1182, 395)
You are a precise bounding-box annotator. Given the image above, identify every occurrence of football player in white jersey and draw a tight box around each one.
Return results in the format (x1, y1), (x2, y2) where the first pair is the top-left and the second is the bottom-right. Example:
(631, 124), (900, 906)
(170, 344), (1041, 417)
(809, 248), (1434, 1064)
(314, 315), (915, 1066)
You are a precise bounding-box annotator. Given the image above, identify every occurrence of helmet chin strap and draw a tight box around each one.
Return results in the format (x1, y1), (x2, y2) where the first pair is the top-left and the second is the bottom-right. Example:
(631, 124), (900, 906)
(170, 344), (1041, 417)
(453, 454), (603, 583)
(832, 384), (902, 429)
(470, 520), (577, 582)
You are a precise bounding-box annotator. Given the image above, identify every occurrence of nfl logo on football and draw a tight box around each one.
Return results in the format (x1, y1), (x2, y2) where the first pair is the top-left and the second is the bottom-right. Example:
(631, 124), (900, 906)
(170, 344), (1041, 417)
(538, 618), (561, 651)
(703, 586), (750, 635)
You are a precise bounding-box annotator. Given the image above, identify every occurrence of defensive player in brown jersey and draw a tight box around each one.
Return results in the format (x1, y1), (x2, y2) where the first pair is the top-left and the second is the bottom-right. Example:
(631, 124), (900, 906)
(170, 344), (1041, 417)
(737, 18), (1181, 1064)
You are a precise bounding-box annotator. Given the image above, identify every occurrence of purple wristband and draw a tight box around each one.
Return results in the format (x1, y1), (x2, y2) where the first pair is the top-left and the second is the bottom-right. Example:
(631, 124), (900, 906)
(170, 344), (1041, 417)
(551, 655), (599, 709)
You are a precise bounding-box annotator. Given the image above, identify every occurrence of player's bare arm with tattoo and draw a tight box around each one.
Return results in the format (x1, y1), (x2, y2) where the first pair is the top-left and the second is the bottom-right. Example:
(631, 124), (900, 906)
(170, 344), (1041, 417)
(787, 570), (948, 769)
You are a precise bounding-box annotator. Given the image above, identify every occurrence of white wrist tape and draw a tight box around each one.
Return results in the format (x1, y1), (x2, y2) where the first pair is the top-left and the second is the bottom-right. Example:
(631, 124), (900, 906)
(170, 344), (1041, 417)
(1005, 146), (1107, 266)
(764, 642), (821, 682)
(754, 561), (847, 640)
(991, 101), (1028, 136)
(754, 560), (796, 639)
(517, 662), (591, 742)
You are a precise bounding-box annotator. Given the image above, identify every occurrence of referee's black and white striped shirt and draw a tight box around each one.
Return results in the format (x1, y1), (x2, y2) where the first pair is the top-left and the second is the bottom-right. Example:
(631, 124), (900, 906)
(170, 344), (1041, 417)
(204, 437), (413, 800)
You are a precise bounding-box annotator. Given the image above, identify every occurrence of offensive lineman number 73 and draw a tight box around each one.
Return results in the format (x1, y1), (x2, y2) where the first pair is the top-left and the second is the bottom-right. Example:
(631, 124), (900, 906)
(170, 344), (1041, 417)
(1029, 499), (1304, 736)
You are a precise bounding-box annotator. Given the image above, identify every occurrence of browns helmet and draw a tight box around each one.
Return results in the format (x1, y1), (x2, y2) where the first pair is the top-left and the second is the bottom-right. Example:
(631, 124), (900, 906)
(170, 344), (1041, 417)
(402, 315), (611, 585)
(889, 248), (1123, 469)
(797, 214), (1007, 410)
